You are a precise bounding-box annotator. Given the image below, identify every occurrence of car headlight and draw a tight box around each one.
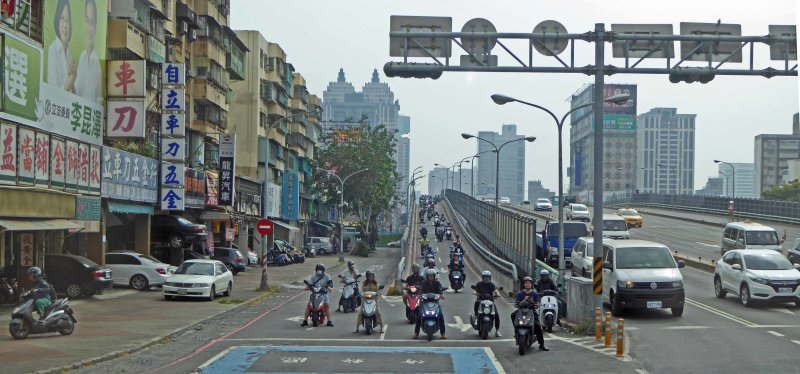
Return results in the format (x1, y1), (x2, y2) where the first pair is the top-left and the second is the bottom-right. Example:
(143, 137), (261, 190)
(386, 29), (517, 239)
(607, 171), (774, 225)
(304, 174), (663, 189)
(749, 276), (768, 285)
(617, 280), (633, 289)
(550, 249), (558, 255)
(671, 280), (683, 288)
(194, 283), (210, 288)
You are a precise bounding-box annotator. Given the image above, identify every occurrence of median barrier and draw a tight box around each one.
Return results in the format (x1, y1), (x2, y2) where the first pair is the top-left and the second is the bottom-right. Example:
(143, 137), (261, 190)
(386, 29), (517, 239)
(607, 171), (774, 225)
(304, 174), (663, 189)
(673, 252), (716, 272)
(566, 276), (594, 326)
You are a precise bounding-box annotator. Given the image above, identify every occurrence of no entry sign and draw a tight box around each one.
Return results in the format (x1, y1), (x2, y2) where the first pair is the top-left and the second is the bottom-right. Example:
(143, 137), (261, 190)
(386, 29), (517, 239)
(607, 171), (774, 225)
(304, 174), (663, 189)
(256, 219), (273, 236)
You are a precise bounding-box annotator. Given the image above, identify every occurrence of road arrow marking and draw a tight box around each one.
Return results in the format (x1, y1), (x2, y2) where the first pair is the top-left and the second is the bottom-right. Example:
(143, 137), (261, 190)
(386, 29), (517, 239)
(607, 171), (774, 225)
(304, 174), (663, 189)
(342, 358), (364, 364)
(402, 359), (425, 365)
(769, 308), (795, 315)
(448, 315), (473, 332)
(286, 316), (305, 323)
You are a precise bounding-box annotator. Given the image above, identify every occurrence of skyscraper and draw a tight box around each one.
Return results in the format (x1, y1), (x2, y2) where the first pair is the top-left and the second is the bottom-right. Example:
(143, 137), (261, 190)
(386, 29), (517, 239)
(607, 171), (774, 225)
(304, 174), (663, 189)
(637, 108), (696, 195)
(428, 167), (449, 196)
(754, 124), (800, 197)
(475, 124), (526, 203)
(718, 163), (755, 198)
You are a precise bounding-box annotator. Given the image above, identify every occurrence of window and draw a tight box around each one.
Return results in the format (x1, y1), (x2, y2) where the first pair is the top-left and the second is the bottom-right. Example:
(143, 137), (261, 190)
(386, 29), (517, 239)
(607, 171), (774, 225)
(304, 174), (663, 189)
(722, 252), (735, 265)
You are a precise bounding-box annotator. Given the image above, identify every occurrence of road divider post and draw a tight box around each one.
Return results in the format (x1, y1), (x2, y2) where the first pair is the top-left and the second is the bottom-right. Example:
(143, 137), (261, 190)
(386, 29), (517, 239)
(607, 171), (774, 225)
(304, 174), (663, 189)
(595, 307), (602, 341)
(616, 318), (625, 357)
(604, 311), (612, 348)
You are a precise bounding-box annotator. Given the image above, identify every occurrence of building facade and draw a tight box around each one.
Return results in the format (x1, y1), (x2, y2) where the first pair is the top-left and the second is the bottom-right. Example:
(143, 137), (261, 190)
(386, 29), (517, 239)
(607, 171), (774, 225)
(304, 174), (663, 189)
(754, 119), (800, 197)
(696, 177), (724, 196)
(636, 108), (696, 195)
(475, 124), (526, 203)
(428, 167), (449, 196)
(718, 163), (755, 198)
(528, 180), (554, 202)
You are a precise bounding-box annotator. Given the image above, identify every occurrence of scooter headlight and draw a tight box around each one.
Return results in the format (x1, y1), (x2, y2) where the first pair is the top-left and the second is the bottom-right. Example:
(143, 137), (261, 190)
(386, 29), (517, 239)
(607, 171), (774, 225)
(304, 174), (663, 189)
(483, 306), (493, 314)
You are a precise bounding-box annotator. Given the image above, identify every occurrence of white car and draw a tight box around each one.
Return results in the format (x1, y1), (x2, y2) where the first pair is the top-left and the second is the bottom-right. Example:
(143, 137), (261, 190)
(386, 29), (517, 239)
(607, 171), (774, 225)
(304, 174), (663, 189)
(105, 251), (173, 291)
(499, 197), (512, 204)
(246, 249), (258, 265)
(714, 249), (800, 307)
(566, 204), (591, 222)
(534, 198), (553, 211)
(163, 259), (233, 301)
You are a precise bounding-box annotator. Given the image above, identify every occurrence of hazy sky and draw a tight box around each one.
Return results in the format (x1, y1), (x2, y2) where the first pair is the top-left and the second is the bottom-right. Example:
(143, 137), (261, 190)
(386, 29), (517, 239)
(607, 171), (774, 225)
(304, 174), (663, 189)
(232, 0), (799, 194)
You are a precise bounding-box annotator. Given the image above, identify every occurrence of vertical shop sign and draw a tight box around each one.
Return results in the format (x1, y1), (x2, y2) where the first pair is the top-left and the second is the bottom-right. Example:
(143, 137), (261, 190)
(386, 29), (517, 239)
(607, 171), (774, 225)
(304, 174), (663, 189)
(20, 233), (33, 267)
(218, 134), (236, 206)
(160, 63), (186, 210)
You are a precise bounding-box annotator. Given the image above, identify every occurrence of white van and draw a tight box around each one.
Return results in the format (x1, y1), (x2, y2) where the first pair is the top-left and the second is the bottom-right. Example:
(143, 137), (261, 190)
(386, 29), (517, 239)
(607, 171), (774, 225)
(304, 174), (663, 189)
(721, 222), (782, 255)
(602, 240), (686, 317)
(601, 214), (630, 239)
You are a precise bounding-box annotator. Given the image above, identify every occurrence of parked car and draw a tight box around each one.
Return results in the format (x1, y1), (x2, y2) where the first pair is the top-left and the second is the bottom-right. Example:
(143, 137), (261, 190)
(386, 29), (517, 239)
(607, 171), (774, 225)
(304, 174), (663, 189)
(721, 222), (782, 255)
(163, 260), (233, 301)
(566, 203), (591, 222)
(571, 237), (596, 278)
(212, 247), (247, 275)
(306, 237), (334, 255)
(534, 198), (553, 211)
(616, 208), (643, 228)
(246, 249), (259, 265)
(44, 254), (113, 299)
(151, 215), (208, 249)
(714, 249), (800, 307)
(788, 238), (800, 265)
(105, 251), (173, 290)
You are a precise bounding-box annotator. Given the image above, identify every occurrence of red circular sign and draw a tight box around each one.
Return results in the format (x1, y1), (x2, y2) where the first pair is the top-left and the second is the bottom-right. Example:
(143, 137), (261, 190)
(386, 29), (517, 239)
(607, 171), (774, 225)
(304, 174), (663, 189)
(256, 219), (273, 236)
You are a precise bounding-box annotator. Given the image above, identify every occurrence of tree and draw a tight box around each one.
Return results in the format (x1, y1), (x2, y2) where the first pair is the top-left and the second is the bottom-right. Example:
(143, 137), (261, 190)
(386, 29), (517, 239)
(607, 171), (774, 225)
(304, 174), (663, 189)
(761, 179), (800, 202)
(310, 118), (400, 239)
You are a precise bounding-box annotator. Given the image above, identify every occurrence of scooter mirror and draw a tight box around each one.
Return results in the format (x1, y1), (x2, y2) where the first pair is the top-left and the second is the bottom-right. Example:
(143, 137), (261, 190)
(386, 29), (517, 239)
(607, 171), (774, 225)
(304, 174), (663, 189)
(470, 285), (476, 290)
(379, 285), (385, 290)
(498, 287), (504, 291)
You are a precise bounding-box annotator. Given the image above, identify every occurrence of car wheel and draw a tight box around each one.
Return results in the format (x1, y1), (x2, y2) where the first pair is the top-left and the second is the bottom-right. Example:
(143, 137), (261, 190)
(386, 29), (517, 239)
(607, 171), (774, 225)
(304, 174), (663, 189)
(164, 295), (174, 300)
(130, 274), (149, 291)
(207, 285), (216, 301)
(671, 307), (684, 317)
(169, 234), (185, 249)
(740, 284), (753, 307)
(714, 276), (727, 299)
(610, 291), (623, 317)
(318, 248), (327, 255)
(223, 282), (232, 296)
(66, 283), (83, 299)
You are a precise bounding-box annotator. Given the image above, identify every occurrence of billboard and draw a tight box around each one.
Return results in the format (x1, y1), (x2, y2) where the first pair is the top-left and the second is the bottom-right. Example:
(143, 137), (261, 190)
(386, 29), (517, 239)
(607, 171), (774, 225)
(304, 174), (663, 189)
(101, 147), (158, 203)
(571, 84), (637, 123)
(218, 134), (236, 207)
(590, 114), (637, 131)
(282, 172), (299, 220)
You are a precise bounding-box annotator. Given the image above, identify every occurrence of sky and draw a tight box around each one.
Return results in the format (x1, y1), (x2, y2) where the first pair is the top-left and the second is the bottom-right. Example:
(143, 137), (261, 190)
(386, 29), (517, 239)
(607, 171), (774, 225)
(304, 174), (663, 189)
(232, 0), (800, 194)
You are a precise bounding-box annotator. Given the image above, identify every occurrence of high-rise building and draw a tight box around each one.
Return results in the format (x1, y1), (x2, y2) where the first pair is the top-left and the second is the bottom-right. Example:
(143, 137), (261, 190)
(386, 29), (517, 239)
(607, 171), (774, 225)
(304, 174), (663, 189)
(428, 167), (449, 196)
(636, 108), (696, 195)
(718, 163), (755, 198)
(793, 112), (799, 135)
(569, 84), (638, 202)
(397, 115), (411, 213)
(454, 168), (473, 194)
(696, 177), (724, 196)
(528, 180), (554, 201)
(475, 124), (526, 203)
(754, 116), (800, 196)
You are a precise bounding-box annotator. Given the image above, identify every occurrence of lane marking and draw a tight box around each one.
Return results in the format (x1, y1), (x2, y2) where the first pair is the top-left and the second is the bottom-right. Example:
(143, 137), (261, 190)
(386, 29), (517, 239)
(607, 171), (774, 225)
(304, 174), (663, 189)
(770, 308), (796, 315)
(792, 340), (800, 346)
(685, 298), (757, 327)
(222, 337), (516, 343)
(546, 334), (632, 361)
(684, 266), (714, 275)
(768, 330), (785, 337)
(636, 369), (650, 374)
(381, 324), (388, 340)
(483, 347), (507, 374)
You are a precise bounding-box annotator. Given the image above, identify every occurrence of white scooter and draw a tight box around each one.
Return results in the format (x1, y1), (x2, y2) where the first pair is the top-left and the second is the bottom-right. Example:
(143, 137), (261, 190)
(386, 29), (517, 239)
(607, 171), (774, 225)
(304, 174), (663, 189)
(539, 289), (560, 333)
(358, 286), (384, 335)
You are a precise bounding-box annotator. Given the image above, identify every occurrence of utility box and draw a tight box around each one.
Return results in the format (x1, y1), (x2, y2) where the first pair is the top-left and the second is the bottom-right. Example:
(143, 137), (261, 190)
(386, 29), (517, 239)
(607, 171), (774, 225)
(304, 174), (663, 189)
(567, 276), (594, 324)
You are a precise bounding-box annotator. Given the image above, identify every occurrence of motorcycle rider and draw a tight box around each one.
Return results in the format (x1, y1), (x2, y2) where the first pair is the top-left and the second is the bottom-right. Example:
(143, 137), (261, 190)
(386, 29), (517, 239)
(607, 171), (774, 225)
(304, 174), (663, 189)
(413, 268), (447, 339)
(419, 237), (431, 252)
(338, 260), (361, 311)
(301, 264), (334, 327)
(26, 267), (55, 319)
(354, 271), (383, 334)
(425, 258), (439, 280)
(447, 253), (466, 284)
(511, 276), (549, 351)
(419, 225), (428, 240)
(534, 269), (563, 326)
(403, 264), (425, 306)
(472, 271), (502, 337)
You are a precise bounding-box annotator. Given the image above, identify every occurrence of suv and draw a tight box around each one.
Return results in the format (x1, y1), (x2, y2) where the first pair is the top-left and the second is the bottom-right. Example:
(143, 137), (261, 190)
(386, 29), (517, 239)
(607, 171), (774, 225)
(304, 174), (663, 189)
(534, 198), (553, 211)
(151, 215), (207, 249)
(566, 204), (590, 221)
(714, 249), (800, 307)
(602, 240), (686, 317)
(789, 238), (800, 265)
(105, 251), (172, 290)
(721, 222), (782, 255)
(212, 248), (247, 275)
(45, 254), (113, 298)
(306, 237), (334, 255)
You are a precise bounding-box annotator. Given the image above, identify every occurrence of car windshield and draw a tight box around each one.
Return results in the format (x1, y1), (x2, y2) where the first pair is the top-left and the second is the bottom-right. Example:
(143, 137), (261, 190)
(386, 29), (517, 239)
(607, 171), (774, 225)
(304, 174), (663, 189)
(618, 210), (638, 216)
(73, 256), (99, 268)
(603, 221), (628, 231)
(174, 262), (214, 275)
(745, 231), (779, 246)
(616, 247), (676, 269)
(549, 223), (589, 237)
(537, 199), (550, 204)
(572, 205), (588, 212)
(744, 253), (793, 270)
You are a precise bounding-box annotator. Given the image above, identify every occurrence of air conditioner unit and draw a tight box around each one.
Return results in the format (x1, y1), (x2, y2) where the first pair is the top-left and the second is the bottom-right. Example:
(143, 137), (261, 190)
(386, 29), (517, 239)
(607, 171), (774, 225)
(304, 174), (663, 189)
(188, 29), (197, 41)
(179, 21), (188, 35)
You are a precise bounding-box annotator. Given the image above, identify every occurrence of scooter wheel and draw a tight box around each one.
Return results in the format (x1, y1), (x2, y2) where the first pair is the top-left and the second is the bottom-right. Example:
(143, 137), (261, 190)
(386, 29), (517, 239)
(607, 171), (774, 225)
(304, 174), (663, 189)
(427, 333), (433, 342)
(9, 320), (29, 340)
(365, 324), (372, 335)
(59, 319), (75, 335)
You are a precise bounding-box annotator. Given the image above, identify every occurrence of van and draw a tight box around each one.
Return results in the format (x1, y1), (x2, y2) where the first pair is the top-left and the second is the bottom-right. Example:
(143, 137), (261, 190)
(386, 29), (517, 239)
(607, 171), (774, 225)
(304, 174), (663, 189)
(721, 222), (782, 255)
(499, 197), (511, 204)
(306, 237), (334, 255)
(602, 240), (685, 317)
(601, 214), (630, 240)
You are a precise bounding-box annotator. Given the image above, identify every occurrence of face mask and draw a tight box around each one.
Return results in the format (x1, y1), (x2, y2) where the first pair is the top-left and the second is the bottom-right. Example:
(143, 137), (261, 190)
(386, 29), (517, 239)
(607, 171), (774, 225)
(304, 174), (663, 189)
(316, 270), (323, 276)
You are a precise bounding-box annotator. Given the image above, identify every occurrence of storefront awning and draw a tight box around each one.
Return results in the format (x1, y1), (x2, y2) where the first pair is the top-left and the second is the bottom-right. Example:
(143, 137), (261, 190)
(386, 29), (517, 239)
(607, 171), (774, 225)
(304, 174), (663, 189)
(273, 220), (300, 232)
(108, 201), (154, 215)
(311, 221), (333, 230)
(200, 210), (232, 221)
(0, 218), (82, 231)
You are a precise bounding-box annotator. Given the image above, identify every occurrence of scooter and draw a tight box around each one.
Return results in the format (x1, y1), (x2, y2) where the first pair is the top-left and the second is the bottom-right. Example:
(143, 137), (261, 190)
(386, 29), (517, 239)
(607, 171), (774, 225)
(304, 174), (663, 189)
(303, 280), (328, 327)
(445, 228), (453, 241)
(539, 289), (560, 333)
(9, 290), (76, 339)
(358, 286), (384, 335)
(401, 281), (420, 324)
(339, 275), (361, 313)
(0, 276), (17, 305)
(513, 299), (537, 356)
(419, 289), (448, 341)
(470, 286), (503, 340)
(449, 268), (463, 293)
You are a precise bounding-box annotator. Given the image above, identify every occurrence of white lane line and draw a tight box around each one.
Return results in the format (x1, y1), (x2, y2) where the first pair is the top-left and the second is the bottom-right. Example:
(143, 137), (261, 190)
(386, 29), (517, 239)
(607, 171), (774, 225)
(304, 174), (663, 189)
(685, 298), (757, 327)
(768, 330), (785, 337)
(683, 266), (714, 275)
(664, 326), (711, 330)
(196, 346), (237, 372)
(636, 369), (650, 374)
(482, 347), (507, 374)
(770, 308), (796, 315)
(792, 340), (800, 346)
(380, 324), (388, 340)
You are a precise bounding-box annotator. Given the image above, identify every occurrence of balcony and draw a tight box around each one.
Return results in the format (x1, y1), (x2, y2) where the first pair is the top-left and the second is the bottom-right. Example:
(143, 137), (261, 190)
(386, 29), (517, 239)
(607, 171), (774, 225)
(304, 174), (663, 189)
(193, 78), (227, 110)
(289, 122), (306, 137)
(176, 2), (198, 27)
(107, 19), (147, 59)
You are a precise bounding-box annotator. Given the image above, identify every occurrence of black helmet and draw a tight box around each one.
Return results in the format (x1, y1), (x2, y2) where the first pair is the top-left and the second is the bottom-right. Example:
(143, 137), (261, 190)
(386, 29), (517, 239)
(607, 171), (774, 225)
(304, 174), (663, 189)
(522, 276), (534, 288)
(411, 263), (420, 273)
(315, 263), (326, 272)
(366, 270), (375, 280)
(27, 266), (42, 279)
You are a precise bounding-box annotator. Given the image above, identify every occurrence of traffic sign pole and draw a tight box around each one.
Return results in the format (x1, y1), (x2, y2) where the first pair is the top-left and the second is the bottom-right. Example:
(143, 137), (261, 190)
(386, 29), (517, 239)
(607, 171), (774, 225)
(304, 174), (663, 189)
(257, 219), (274, 290)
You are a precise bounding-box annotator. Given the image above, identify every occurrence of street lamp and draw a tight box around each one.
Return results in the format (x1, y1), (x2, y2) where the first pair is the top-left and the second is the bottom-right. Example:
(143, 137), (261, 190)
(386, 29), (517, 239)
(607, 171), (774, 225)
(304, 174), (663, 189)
(318, 167), (369, 262)
(461, 133), (536, 206)
(469, 150), (494, 198)
(457, 157), (472, 192)
(714, 160), (736, 199)
(490, 92), (630, 278)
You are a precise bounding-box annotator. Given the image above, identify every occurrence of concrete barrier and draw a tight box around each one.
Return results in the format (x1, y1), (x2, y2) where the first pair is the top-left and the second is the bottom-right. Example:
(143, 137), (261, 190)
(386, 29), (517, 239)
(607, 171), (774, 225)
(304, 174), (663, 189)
(566, 276), (594, 325)
(674, 252), (716, 273)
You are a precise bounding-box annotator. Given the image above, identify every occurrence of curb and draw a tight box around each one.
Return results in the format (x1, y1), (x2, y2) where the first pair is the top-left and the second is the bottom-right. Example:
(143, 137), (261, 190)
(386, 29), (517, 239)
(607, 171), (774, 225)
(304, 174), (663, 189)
(673, 252), (716, 273)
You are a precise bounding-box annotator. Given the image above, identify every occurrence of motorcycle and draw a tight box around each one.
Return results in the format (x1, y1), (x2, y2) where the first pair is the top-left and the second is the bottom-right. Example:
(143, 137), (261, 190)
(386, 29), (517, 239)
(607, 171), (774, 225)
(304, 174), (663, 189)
(9, 290), (76, 339)
(401, 281), (420, 324)
(423, 249), (436, 264)
(303, 280), (328, 327)
(419, 289), (448, 341)
(339, 275), (361, 313)
(358, 286), (384, 335)
(470, 286), (503, 340)
(539, 289), (560, 333)
(513, 299), (537, 355)
(445, 228), (452, 241)
(449, 268), (463, 293)
(0, 276), (17, 305)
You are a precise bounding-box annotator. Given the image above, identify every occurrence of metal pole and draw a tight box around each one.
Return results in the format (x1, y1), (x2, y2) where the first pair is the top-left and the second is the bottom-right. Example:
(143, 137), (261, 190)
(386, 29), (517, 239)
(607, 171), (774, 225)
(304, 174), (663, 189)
(495, 149), (500, 206)
(557, 119), (566, 277)
(592, 23), (606, 316)
(459, 164), (463, 192)
(339, 177), (345, 262)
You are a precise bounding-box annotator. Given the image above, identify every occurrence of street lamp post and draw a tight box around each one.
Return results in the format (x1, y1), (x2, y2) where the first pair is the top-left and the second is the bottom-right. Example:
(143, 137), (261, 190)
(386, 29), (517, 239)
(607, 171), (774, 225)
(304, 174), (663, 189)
(490, 93), (630, 277)
(461, 133), (536, 206)
(457, 157), (472, 192)
(319, 168), (369, 262)
(715, 160), (736, 219)
(469, 151), (494, 198)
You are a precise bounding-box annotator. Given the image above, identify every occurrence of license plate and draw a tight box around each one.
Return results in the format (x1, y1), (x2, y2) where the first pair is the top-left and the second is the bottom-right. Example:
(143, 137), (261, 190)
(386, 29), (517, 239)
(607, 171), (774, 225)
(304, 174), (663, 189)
(779, 288), (792, 294)
(646, 301), (662, 308)
(177, 289), (187, 295)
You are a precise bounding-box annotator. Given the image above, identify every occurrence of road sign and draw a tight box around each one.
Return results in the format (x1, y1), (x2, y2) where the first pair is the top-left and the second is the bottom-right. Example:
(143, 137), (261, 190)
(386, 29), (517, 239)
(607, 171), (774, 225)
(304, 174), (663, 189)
(257, 219), (274, 236)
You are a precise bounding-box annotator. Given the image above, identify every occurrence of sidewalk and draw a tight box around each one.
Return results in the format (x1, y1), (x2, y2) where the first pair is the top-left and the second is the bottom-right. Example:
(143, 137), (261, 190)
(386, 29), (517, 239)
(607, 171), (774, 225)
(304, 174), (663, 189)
(0, 253), (363, 374)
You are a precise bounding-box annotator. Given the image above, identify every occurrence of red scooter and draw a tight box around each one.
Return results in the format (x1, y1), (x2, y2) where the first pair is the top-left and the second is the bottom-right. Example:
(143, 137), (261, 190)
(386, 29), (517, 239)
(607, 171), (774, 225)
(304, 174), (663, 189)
(401, 280), (421, 324)
(303, 280), (328, 327)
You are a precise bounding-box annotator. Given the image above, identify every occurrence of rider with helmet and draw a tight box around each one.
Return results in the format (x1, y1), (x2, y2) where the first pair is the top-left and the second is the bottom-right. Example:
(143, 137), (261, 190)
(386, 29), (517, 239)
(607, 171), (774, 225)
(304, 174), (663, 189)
(413, 268), (446, 340)
(301, 264), (334, 327)
(534, 269), (563, 326)
(338, 260), (361, 311)
(424, 258), (439, 280)
(472, 270), (502, 337)
(354, 271), (383, 333)
(27, 267), (56, 319)
(403, 264), (425, 306)
(512, 276), (548, 351)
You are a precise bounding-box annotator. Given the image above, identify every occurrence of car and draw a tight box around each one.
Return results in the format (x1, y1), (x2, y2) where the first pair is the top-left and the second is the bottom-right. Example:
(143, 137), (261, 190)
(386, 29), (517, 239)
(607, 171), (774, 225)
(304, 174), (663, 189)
(601, 214), (630, 240)
(105, 251), (173, 290)
(163, 259), (233, 301)
(571, 237), (597, 278)
(566, 203), (590, 222)
(482, 198), (495, 204)
(602, 240), (686, 317)
(499, 197), (512, 204)
(616, 208), (642, 228)
(212, 247), (247, 275)
(721, 221), (782, 255)
(44, 254), (113, 299)
(521, 200), (531, 205)
(534, 198), (553, 211)
(306, 237), (334, 255)
(714, 249), (800, 307)
(788, 239), (800, 265)
(246, 249), (259, 265)
(151, 215), (208, 249)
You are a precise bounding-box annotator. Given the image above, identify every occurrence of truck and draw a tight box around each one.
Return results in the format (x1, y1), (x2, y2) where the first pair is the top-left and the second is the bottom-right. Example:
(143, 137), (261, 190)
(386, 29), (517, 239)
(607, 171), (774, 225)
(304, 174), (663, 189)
(536, 221), (590, 266)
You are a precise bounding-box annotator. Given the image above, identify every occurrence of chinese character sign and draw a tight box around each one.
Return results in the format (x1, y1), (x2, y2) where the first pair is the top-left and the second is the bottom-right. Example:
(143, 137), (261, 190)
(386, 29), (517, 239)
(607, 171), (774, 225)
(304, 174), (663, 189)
(34, 132), (50, 187)
(282, 172), (299, 221)
(161, 163), (185, 187)
(218, 135), (236, 207)
(50, 138), (66, 189)
(160, 187), (185, 210)
(206, 172), (219, 206)
(89, 146), (101, 194)
(78, 143), (90, 192)
(0, 123), (17, 184)
(101, 147), (158, 203)
(107, 100), (146, 138)
(65, 140), (79, 191)
(161, 63), (185, 85)
(20, 233), (33, 267)
(3, 33), (41, 122)
(161, 138), (185, 161)
(17, 127), (34, 184)
(161, 88), (185, 111)
(107, 60), (145, 97)
(161, 113), (185, 137)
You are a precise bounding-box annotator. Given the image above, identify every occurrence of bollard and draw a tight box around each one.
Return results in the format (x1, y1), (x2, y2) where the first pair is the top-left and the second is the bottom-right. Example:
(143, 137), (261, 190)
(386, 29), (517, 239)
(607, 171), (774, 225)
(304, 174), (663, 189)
(595, 307), (602, 342)
(604, 311), (612, 348)
(616, 318), (625, 357)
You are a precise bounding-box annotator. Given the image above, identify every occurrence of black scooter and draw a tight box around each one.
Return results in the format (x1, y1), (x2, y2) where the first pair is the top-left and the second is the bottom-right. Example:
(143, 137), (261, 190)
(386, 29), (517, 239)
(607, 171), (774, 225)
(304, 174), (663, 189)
(9, 290), (76, 339)
(513, 300), (537, 355)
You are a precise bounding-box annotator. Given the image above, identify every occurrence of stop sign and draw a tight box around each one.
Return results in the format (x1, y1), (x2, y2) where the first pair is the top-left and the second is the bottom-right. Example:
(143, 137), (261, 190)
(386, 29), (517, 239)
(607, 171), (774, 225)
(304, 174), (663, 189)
(256, 219), (273, 236)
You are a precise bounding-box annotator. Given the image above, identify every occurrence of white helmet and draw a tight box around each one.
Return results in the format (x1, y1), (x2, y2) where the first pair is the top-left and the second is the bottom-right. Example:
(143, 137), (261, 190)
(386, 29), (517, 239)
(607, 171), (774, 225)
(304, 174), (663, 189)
(481, 270), (492, 283)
